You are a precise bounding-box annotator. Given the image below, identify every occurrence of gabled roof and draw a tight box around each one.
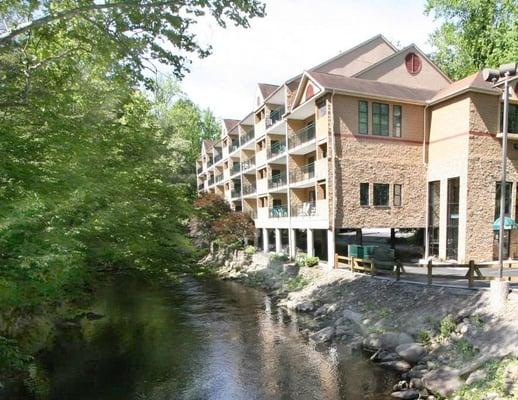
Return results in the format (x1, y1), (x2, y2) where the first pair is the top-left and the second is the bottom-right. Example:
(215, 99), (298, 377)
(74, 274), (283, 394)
(223, 119), (240, 132)
(202, 139), (214, 153)
(429, 71), (500, 104)
(258, 83), (279, 99)
(307, 71), (438, 103)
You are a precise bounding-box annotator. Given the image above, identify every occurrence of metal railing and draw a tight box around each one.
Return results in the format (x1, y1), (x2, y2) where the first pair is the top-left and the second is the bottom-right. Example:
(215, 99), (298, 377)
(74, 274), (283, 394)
(231, 188), (241, 199)
(231, 162), (241, 175)
(215, 175), (223, 183)
(269, 205), (288, 218)
(268, 172), (287, 189)
(240, 129), (254, 145)
(207, 158), (213, 167)
(242, 182), (256, 195)
(291, 201), (317, 217)
(197, 166), (202, 174)
(229, 142), (239, 153)
(214, 153), (222, 163)
(267, 106), (285, 126)
(267, 141), (286, 159)
(241, 156), (255, 171)
(288, 123), (315, 149)
(198, 183), (204, 191)
(208, 176), (214, 186)
(289, 162), (315, 183)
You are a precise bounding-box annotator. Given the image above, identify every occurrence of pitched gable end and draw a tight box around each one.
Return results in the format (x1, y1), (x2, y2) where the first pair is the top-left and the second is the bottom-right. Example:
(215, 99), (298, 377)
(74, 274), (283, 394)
(291, 73), (324, 111)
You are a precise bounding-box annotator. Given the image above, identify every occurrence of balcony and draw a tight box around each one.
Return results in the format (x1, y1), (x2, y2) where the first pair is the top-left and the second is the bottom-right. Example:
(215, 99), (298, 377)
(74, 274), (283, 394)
(269, 205), (288, 218)
(241, 157), (255, 171)
(289, 123), (315, 150)
(268, 172), (287, 189)
(267, 106), (285, 128)
(240, 129), (254, 146)
(198, 183), (204, 191)
(267, 141), (286, 159)
(208, 176), (215, 186)
(242, 182), (256, 196)
(291, 200), (328, 220)
(231, 188), (241, 199)
(245, 209), (257, 220)
(229, 142), (239, 153)
(290, 162), (315, 184)
(215, 175), (223, 184)
(257, 178), (268, 194)
(197, 166), (202, 174)
(214, 154), (222, 163)
(230, 162), (241, 176)
(207, 158), (214, 167)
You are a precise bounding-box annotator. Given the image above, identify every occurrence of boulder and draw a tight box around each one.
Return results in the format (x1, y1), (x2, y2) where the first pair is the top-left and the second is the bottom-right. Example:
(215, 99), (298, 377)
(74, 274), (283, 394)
(409, 378), (424, 390)
(465, 369), (487, 385)
(396, 343), (426, 364)
(364, 332), (413, 351)
(334, 325), (350, 336)
(296, 301), (314, 312)
(390, 389), (419, 399)
(343, 309), (366, 334)
(310, 326), (334, 343)
(423, 367), (463, 397)
(379, 360), (412, 372)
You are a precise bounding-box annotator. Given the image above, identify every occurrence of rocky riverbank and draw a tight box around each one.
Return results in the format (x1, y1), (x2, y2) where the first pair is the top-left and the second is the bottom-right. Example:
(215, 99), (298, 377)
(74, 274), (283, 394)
(201, 249), (518, 400)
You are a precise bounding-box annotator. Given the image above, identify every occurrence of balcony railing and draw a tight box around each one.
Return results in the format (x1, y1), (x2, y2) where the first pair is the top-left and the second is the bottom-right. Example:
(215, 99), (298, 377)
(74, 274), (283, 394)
(207, 158), (213, 167)
(291, 201), (317, 217)
(198, 183), (204, 191)
(214, 154), (222, 163)
(229, 142), (239, 153)
(267, 141), (286, 159)
(231, 162), (241, 175)
(269, 205), (288, 218)
(241, 156), (255, 171)
(242, 182), (256, 195)
(268, 172), (287, 189)
(245, 209), (257, 219)
(267, 106), (285, 127)
(215, 175), (223, 183)
(197, 166), (202, 174)
(231, 188), (241, 199)
(208, 176), (214, 186)
(289, 162), (315, 183)
(288, 123), (315, 149)
(240, 129), (254, 145)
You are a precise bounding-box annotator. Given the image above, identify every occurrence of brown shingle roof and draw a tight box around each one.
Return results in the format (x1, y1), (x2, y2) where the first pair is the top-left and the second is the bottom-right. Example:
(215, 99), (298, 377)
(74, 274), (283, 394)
(429, 71), (499, 103)
(258, 83), (279, 99)
(308, 71), (437, 103)
(223, 119), (240, 132)
(202, 139), (214, 152)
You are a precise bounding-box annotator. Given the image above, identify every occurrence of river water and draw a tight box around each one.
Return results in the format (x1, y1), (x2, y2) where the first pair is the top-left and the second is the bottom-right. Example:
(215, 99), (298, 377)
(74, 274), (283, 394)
(19, 275), (396, 399)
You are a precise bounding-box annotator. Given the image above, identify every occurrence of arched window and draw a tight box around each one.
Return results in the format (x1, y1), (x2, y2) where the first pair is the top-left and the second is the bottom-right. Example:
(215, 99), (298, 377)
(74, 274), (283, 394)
(305, 84), (314, 100)
(405, 52), (422, 75)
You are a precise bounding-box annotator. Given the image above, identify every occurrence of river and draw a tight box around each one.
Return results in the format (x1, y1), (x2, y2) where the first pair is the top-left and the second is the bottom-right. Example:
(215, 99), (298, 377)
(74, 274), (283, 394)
(11, 274), (396, 399)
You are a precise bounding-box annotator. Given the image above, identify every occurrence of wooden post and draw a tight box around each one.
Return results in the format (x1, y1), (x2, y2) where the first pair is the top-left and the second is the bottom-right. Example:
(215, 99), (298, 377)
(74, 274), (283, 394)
(468, 260), (475, 288)
(351, 257), (355, 273)
(427, 259), (433, 285)
(334, 253), (339, 269)
(396, 262), (401, 281)
(370, 261), (376, 277)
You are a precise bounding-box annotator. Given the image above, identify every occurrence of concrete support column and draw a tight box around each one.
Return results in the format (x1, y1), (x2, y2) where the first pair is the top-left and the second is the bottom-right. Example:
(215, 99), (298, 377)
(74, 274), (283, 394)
(327, 229), (335, 270)
(275, 228), (282, 253)
(263, 228), (269, 253)
(307, 229), (315, 257)
(289, 229), (297, 259)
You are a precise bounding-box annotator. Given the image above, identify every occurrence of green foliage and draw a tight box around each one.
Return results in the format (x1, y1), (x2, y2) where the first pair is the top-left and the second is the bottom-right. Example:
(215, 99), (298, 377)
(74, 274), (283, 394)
(0, 336), (33, 374)
(286, 275), (311, 291)
(418, 329), (432, 345)
(295, 254), (320, 268)
(425, 0), (518, 80)
(305, 256), (320, 267)
(244, 245), (256, 255)
(455, 338), (478, 361)
(439, 314), (457, 338)
(271, 253), (289, 262)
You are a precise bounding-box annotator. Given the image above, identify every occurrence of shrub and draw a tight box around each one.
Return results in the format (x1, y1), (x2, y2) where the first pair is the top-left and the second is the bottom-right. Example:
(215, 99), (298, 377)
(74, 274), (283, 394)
(244, 245), (256, 255)
(305, 256), (319, 267)
(271, 252), (289, 262)
(295, 253), (307, 268)
(418, 329), (432, 345)
(440, 314), (457, 338)
(286, 275), (310, 291)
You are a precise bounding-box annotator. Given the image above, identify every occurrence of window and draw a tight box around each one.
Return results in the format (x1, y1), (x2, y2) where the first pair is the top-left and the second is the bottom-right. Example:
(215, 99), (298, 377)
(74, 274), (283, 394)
(501, 103), (518, 134)
(305, 84), (314, 100)
(358, 101), (368, 134)
(495, 181), (512, 218)
(317, 100), (327, 117)
(360, 183), (369, 206)
(428, 181), (440, 257)
(393, 105), (402, 137)
(393, 184), (402, 206)
(373, 183), (389, 206)
(446, 178), (460, 259)
(372, 103), (389, 136)
(405, 52), (422, 75)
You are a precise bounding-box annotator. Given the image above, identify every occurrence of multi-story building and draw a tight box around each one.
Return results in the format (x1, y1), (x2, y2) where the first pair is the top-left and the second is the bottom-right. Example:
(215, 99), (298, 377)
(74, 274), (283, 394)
(196, 34), (518, 267)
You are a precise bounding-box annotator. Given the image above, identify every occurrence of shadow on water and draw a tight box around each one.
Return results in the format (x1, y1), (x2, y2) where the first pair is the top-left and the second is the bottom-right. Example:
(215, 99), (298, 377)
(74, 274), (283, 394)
(17, 275), (397, 400)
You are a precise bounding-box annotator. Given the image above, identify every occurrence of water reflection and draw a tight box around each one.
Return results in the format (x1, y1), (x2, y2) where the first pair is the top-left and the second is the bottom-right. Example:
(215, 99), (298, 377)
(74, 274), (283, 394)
(33, 275), (395, 399)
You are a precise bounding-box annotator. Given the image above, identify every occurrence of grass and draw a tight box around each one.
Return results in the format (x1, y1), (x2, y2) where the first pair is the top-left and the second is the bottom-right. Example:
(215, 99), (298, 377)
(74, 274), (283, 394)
(454, 358), (518, 400)
(454, 338), (478, 361)
(439, 314), (457, 338)
(286, 275), (311, 291)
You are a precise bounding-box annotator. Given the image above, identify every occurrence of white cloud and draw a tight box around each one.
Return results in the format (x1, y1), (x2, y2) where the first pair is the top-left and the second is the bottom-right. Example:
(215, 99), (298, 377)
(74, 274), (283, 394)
(172, 0), (438, 119)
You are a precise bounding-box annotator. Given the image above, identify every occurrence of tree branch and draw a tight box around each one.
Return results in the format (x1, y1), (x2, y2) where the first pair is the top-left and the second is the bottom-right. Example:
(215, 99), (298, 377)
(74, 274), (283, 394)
(0, 1), (176, 46)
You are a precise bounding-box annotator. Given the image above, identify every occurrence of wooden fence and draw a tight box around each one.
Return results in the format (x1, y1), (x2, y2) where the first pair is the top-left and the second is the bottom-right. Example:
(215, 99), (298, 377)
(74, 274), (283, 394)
(334, 254), (518, 288)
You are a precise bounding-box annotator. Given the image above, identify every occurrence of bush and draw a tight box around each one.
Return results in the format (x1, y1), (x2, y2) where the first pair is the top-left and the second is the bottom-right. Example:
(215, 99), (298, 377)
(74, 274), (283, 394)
(271, 252), (289, 262)
(286, 275), (310, 291)
(244, 245), (256, 255)
(305, 256), (319, 267)
(440, 314), (457, 338)
(295, 253), (319, 268)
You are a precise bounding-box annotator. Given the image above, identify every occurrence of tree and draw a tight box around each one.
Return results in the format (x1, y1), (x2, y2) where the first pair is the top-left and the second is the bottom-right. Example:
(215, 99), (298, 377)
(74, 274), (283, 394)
(425, 0), (518, 80)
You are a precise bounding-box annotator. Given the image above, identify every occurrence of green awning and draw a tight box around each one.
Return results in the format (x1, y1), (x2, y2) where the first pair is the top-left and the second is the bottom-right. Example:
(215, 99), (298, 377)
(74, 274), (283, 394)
(492, 216), (518, 231)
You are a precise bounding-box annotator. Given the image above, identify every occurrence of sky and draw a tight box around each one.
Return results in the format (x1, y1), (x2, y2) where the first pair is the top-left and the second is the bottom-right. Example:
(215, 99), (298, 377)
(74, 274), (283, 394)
(174, 0), (439, 120)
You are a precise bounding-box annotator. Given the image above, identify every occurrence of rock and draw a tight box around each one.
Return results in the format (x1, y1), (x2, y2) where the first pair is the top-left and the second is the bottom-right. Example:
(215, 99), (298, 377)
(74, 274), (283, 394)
(378, 351), (401, 362)
(364, 332), (414, 351)
(409, 378), (424, 390)
(296, 301), (314, 312)
(378, 360), (412, 372)
(335, 325), (350, 336)
(485, 392), (499, 399)
(423, 367), (463, 397)
(390, 389), (419, 399)
(310, 326), (334, 343)
(343, 309), (366, 335)
(466, 369), (487, 385)
(396, 343), (426, 364)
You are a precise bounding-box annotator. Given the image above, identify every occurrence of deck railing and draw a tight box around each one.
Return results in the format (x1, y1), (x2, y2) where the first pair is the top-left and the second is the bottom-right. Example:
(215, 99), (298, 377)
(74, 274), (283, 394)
(268, 172), (287, 189)
(289, 162), (315, 183)
(288, 123), (315, 149)
(267, 141), (286, 159)
(241, 157), (255, 171)
(269, 205), (288, 218)
(229, 142), (239, 153)
(231, 188), (241, 199)
(231, 162), (241, 175)
(290, 201), (316, 217)
(214, 153), (222, 163)
(267, 106), (285, 126)
(208, 176), (214, 186)
(242, 182), (256, 195)
(215, 175), (223, 183)
(240, 129), (254, 145)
